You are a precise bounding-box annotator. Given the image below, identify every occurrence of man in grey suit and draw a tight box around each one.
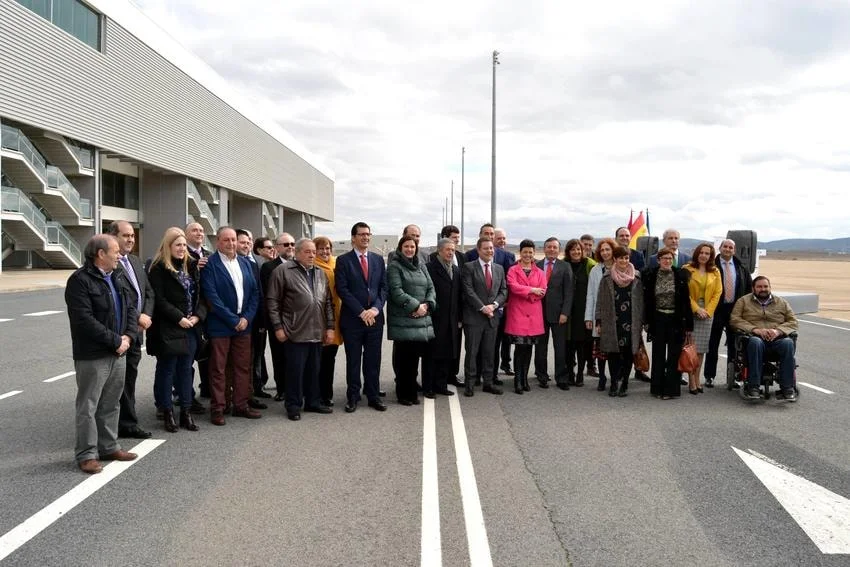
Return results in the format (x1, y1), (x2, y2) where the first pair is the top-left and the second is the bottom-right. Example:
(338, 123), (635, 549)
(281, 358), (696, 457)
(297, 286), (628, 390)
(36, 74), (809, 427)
(533, 237), (574, 390)
(461, 237), (507, 396)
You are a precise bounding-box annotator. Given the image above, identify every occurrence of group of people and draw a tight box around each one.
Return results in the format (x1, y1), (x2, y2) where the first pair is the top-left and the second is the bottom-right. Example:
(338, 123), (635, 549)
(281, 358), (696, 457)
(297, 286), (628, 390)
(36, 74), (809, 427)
(65, 219), (799, 474)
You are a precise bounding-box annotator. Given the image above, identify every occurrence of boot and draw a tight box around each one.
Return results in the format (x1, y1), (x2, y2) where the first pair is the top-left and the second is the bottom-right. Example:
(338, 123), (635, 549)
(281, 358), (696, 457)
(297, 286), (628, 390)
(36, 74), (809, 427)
(163, 408), (178, 433)
(575, 372), (584, 387)
(180, 408), (199, 431)
(514, 377), (523, 395)
(608, 379), (619, 397)
(596, 376), (607, 391)
(618, 375), (629, 397)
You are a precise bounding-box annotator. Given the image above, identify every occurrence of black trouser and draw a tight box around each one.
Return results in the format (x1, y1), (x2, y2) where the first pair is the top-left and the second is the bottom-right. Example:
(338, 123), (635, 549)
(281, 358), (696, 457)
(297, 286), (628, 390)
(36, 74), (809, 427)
(319, 344), (339, 402)
(118, 342), (142, 429)
(650, 312), (684, 397)
(704, 302), (735, 380)
(534, 320), (568, 385)
(395, 340), (428, 402)
(607, 346), (633, 392)
(495, 313), (511, 371)
(283, 341), (321, 413)
(513, 343), (533, 387)
(566, 339), (588, 381)
(251, 327), (269, 394)
(268, 330), (287, 396)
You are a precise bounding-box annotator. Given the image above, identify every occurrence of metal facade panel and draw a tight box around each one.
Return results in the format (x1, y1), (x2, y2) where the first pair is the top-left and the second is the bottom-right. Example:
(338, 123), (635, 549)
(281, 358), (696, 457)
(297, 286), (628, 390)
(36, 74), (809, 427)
(0, 0), (333, 221)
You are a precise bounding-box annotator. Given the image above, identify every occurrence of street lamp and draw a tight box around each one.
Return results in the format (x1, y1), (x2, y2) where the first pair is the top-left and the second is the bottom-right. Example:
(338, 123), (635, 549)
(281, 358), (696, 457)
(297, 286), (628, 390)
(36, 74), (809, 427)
(461, 146), (465, 251)
(491, 49), (499, 226)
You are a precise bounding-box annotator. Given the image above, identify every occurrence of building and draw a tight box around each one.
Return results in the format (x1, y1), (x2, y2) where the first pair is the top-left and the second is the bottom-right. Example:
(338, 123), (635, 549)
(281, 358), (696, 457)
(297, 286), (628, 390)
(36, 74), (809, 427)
(0, 0), (333, 271)
(331, 235), (399, 258)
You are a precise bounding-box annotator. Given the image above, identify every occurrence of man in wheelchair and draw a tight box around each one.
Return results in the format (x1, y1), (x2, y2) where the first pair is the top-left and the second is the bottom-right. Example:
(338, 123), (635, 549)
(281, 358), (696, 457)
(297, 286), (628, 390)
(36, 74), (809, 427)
(729, 276), (799, 402)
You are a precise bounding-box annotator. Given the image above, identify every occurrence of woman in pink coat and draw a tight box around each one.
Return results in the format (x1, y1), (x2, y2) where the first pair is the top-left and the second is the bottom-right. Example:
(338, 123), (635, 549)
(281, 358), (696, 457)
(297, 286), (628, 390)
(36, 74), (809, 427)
(505, 239), (547, 394)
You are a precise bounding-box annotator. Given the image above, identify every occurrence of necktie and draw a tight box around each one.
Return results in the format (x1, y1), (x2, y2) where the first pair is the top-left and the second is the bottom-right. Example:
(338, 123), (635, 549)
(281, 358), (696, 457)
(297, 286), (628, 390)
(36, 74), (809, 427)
(484, 263), (492, 290)
(445, 262), (453, 279)
(546, 261), (553, 282)
(724, 261), (734, 302)
(672, 254), (678, 268)
(359, 253), (369, 280)
(120, 256), (142, 312)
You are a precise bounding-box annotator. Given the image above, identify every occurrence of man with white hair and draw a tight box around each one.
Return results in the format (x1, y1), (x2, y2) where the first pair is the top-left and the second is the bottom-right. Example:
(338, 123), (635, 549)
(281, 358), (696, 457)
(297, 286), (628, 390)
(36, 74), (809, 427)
(648, 229), (691, 269)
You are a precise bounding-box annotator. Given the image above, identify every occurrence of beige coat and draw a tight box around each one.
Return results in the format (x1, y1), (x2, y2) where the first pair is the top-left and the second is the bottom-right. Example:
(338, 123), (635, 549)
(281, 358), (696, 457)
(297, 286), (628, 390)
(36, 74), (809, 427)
(730, 293), (798, 336)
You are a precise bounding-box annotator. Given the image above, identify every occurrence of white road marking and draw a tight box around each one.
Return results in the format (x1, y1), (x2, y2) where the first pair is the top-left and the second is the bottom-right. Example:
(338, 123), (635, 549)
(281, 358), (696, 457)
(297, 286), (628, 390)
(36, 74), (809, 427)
(0, 390), (23, 401)
(22, 310), (63, 317)
(43, 371), (75, 383)
(799, 319), (850, 332)
(732, 446), (850, 554)
(797, 382), (835, 395)
(448, 386), (494, 567)
(0, 439), (165, 562)
(421, 397), (442, 567)
(0, 318), (13, 323)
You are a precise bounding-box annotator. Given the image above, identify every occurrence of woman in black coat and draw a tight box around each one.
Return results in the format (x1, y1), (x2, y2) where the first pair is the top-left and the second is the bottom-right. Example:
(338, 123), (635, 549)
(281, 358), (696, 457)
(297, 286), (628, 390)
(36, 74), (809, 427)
(147, 227), (206, 431)
(642, 246), (693, 399)
(563, 238), (596, 387)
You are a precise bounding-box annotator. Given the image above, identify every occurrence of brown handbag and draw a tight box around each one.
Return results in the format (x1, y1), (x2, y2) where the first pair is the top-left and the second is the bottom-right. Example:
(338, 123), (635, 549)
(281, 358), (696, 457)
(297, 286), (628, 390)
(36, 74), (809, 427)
(634, 340), (650, 372)
(677, 335), (699, 373)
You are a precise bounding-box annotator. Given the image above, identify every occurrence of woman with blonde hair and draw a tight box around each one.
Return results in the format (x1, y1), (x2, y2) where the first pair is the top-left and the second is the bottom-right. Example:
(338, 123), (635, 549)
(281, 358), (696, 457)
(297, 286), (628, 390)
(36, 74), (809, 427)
(313, 236), (343, 407)
(682, 242), (722, 394)
(147, 227), (206, 432)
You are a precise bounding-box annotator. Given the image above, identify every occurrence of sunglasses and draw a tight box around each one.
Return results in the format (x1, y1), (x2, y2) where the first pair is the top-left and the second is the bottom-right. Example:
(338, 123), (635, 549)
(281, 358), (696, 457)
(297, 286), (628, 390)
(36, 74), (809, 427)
(277, 242), (295, 247)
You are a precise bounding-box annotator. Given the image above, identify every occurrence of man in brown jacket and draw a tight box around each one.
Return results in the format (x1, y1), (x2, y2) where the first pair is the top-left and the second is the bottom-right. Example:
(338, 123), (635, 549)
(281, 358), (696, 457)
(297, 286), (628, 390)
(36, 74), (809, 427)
(730, 276), (798, 401)
(266, 238), (336, 420)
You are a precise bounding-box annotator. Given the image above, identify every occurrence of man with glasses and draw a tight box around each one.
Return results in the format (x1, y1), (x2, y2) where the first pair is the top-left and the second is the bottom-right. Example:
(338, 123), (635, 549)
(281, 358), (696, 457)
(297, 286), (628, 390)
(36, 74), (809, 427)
(261, 233), (296, 401)
(335, 222), (388, 413)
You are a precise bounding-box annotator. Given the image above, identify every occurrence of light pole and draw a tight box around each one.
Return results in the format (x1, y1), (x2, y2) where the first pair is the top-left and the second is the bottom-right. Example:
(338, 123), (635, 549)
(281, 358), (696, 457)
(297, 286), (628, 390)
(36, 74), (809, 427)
(450, 180), (454, 226)
(491, 49), (499, 226)
(460, 146), (465, 252)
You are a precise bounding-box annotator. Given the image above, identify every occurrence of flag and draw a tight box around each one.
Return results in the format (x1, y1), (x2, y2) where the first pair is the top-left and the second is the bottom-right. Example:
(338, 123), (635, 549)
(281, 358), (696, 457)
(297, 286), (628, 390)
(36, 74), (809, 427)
(628, 210), (648, 249)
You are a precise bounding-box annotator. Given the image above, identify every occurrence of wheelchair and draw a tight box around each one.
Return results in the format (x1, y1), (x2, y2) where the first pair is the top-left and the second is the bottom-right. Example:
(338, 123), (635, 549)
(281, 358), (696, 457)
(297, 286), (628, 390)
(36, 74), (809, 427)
(727, 332), (798, 402)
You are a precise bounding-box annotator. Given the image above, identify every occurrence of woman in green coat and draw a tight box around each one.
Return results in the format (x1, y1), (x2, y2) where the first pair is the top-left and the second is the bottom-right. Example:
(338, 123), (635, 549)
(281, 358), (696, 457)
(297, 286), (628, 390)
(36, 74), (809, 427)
(387, 235), (436, 405)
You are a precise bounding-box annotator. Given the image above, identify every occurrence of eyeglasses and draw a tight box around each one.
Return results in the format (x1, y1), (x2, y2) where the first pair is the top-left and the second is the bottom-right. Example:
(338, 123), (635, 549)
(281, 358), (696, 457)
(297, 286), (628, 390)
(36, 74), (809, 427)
(277, 242), (295, 247)
(262, 245), (274, 250)
(659, 256), (673, 261)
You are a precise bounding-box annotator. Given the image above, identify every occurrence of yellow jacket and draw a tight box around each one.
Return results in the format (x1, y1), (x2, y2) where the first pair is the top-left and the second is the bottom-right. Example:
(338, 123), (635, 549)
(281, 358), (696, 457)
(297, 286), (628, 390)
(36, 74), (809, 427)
(315, 255), (343, 345)
(683, 265), (722, 317)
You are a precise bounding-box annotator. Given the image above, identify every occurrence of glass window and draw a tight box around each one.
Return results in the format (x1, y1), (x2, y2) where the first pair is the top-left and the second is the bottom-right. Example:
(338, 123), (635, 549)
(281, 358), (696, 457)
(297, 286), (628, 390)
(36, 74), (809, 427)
(16, 0), (50, 19)
(101, 170), (139, 210)
(15, 0), (101, 51)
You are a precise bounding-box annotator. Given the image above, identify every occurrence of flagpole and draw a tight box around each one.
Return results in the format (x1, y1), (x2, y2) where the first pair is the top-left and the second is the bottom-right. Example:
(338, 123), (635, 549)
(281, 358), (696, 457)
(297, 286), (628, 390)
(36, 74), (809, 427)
(646, 208), (651, 236)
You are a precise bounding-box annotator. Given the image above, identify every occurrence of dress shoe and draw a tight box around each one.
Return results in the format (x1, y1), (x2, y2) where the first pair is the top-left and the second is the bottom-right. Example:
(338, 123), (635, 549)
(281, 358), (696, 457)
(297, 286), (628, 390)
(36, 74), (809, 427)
(689, 389), (699, 395)
(345, 399), (358, 413)
(423, 391), (436, 399)
(680, 378), (688, 386)
(587, 368), (599, 378)
(575, 376), (585, 387)
(155, 408), (164, 419)
(398, 399), (414, 406)
(180, 409), (199, 431)
(304, 405), (333, 414)
(483, 384), (503, 395)
(211, 412), (225, 426)
(500, 365), (515, 376)
(368, 399), (388, 411)
(321, 398), (335, 407)
(704, 379), (715, 388)
(232, 407), (262, 419)
(379, 390), (387, 397)
(248, 399), (268, 410)
(493, 377), (504, 386)
(287, 411), (301, 421)
(464, 386), (474, 397)
(411, 397), (420, 405)
(274, 393), (285, 402)
(254, 390), (272, 398)
(78, 459), (103, 474)
(119, 426), (153, 439)
(189, 398), (206, 415)
(537, 379), (549, 389)
(697, 387), (704, 394)
(557, 383), (570, 391)
(435, 388), (455, 396)
(163, 408), (178, 433)
(635, 371), (651, 383)
(100, 450), (138, 462)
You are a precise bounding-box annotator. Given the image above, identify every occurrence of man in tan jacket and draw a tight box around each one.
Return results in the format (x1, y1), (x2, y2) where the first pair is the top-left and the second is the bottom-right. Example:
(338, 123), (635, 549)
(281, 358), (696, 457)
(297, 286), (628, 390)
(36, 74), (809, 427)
(730, 276), (798, 402)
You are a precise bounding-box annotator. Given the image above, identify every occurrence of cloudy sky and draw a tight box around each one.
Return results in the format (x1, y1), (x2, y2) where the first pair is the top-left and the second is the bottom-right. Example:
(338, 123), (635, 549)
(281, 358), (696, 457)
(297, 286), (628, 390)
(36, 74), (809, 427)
(134, 0), (850, 245)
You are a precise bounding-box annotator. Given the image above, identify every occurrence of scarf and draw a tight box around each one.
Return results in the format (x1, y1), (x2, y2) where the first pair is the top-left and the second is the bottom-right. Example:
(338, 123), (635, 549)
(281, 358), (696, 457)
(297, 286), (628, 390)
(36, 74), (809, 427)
(610, 262), (636, 288)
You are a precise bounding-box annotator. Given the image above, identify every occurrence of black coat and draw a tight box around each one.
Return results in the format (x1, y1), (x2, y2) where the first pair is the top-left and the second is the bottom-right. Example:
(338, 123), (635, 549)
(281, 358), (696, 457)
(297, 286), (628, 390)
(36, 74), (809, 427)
(426, 258), (462, 359)
(642, 266), (694, 338)
(146, 259), (206, 357)
(65, 263), (139, 360)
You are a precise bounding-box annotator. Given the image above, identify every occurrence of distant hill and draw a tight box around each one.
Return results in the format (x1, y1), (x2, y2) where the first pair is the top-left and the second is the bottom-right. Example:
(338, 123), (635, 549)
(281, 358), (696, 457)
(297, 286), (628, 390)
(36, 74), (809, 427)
(761, 238), (850, 253)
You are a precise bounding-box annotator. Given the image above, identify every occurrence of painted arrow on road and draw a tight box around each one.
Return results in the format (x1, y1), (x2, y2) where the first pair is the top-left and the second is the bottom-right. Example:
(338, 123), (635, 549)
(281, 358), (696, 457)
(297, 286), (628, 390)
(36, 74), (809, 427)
(732, 446), (850, 554)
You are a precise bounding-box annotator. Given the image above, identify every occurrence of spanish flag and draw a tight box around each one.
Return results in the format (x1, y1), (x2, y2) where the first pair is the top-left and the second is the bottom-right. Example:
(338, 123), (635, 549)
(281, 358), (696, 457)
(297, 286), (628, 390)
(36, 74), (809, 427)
(628, 210), (648, 249)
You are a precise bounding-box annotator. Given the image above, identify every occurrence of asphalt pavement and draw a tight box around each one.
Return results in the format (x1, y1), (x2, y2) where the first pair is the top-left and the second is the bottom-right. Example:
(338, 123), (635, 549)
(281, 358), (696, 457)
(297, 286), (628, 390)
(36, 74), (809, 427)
(1, 288), (848, 566)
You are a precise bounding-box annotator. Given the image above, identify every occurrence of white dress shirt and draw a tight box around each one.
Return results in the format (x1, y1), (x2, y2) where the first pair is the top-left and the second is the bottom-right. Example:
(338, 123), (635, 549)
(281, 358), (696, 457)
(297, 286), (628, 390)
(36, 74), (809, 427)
(219, 252), (245, 314)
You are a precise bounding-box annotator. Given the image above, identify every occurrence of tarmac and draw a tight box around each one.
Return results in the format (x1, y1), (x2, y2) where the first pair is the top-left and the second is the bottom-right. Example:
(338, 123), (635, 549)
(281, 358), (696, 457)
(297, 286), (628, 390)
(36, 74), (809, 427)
(0, 269), (75, 293)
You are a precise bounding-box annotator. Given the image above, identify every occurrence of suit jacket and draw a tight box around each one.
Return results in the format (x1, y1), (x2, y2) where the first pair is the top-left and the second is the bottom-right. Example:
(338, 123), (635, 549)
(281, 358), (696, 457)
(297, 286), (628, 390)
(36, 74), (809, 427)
(260, 256), (283, 295)
(244, 255), (266, 330)
(647, 250), (691, 269)
(187, 246), (212, 261)
(465, 247), (515, 274)
(426, 257), (463, 359)
(629, 249), (645, 271)
(461, 259), (507, 328)
(201, 252), (259, 338)
(334, 249), (388, 328)
(117, 253), (154, 346)
(714, 255), (753, 305)
(537, 258), (573, 324)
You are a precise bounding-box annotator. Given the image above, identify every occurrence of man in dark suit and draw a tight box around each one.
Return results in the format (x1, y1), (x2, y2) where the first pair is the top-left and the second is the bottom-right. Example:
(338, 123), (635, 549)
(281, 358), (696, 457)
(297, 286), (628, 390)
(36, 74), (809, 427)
(425, 238), (462, 397)
(430, 225), (466, 384)
(533, 237), (574, 390)
(704, 239), (753, 388)
(615, 226), (645, 271)
(334, 222), (388, 413)
(260, 232), (296, 401)
(647, 229), (691, 269)
(186, 222), (212, 401)
(201, 226), (262, 425)
(461, 236), (507, 396)
(108, 221), (153, 440)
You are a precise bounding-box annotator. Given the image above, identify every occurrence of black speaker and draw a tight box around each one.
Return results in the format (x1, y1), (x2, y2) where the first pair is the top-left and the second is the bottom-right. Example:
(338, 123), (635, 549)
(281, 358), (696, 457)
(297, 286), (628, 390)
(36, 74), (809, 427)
(726, 230), (757, 274)
(637, 236), (659, 263)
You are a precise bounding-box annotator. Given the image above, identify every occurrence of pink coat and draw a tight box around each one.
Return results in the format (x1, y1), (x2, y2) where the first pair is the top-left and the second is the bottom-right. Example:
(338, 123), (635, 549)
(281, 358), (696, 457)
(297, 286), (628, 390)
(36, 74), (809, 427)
(504, 263), (547, 337)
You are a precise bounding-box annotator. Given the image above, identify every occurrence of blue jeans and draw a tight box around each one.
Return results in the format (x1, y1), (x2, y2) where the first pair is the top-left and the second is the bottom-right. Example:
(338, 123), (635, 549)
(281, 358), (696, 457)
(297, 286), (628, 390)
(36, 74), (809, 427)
(746, 336), (795, 390)
(154, 331), (197, 410)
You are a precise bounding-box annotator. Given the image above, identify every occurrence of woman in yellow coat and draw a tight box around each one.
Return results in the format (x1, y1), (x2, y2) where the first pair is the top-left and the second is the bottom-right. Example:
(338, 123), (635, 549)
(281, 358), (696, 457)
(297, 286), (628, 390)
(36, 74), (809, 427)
(683, 243), (722, 394)
(314, 236), (344, 407)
